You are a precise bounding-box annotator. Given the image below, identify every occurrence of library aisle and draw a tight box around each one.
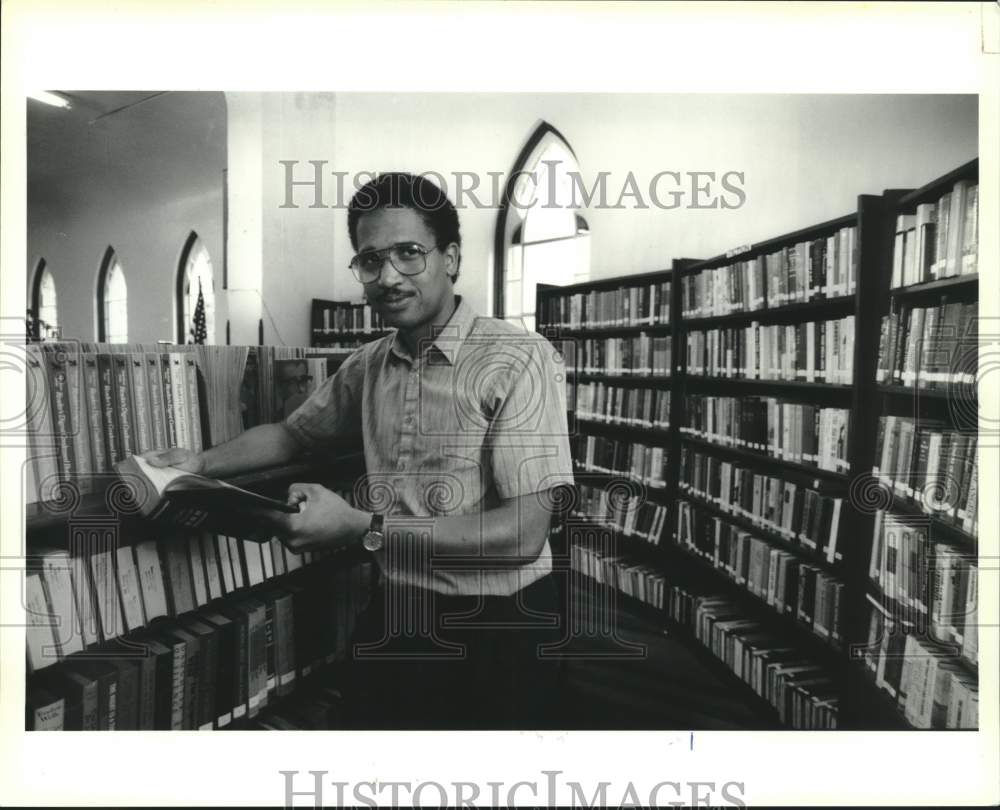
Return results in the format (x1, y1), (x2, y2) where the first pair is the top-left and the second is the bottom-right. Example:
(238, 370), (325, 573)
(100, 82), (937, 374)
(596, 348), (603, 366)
(560, 583), (776, 730)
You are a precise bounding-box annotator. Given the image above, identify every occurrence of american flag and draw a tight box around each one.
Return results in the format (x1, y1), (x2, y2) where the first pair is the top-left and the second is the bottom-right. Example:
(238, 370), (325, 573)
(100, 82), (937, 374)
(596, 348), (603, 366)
(190, 278), (207, 344)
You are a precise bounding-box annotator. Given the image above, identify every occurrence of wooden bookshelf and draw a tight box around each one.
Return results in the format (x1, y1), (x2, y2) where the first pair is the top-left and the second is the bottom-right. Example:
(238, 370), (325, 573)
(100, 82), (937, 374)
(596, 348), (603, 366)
(537, 172), (980, 728)
(847, 159), (980, 730)
(310, 298), (388, 348)
(22, 340), (376, 731)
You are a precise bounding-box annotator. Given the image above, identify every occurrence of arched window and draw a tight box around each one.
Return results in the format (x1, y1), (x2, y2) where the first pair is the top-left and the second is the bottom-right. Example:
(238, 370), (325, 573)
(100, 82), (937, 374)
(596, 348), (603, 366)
(30, 260), (59, 341)
(494, 123), (591, 331)
(98, 248), (128, 343)
(177, 233), (215, 344)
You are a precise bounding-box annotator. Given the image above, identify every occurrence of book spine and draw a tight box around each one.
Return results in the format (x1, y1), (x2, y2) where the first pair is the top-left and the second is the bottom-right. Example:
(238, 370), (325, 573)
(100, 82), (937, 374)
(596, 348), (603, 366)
(160, 354), (178, 449)
(961, 184), (978, 274)
(112, 355), (137, 459)
(171, 354), (191, 450)
(184, 356), (204, 452)
(79, 678), (99, 730)
(145, 354), (168, 451)
(167, 641), (185, 730)
(46, 351), (76, 487)
(65, 357), (94, 495)
(137, 653), (157, 730)
(275, 593), (296, 695)
(81, 355), (109, 474)
(129, 355), (154, 453)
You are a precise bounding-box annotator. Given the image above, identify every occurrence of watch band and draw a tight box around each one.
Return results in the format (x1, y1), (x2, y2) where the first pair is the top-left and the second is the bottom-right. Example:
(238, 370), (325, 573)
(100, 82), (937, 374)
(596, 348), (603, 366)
(362, 512), (385, 552)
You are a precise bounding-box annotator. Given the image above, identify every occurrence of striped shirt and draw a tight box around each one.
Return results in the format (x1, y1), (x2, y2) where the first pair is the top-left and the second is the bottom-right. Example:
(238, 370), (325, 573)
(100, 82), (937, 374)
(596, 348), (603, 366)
(284, 296), (574, 596)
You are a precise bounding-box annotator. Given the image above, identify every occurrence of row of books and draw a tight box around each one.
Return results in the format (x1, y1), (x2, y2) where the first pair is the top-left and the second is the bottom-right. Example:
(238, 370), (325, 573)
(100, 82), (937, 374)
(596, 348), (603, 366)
(864, 609), (977, 729)
(24, 343), (350, 505)
(675, 502), (843, 644)
(681, 396), (851, 473)
(572, 537), (840, 730)
(539, 281), (672, 329)
(692, 597), (839, 729)
(312, 300), (386, 334)
(571, 543), (839, 729)
(873, 417), (977, 536)
(570, 543), (667, 609)
(561, 334), (672, 376)
(678, 447), (844, 563)
(574, 384), (670, 429)
(679, 226), (858, 318)
(25, 511), (358, 665)
(876, 299), (978, 388)
(570, 483), (669, 545)
(868, 511), (978, 664)
(572, 436), (668, 488)
(26, 558), (372, 730)
(891, 179), (978, 288)
(685, 317), (855, 384)
(26, 344), (204, 503)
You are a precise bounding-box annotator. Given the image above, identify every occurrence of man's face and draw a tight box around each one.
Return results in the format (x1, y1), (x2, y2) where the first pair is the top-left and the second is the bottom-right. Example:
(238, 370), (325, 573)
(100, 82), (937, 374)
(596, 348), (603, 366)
(355, 206), (458, 331)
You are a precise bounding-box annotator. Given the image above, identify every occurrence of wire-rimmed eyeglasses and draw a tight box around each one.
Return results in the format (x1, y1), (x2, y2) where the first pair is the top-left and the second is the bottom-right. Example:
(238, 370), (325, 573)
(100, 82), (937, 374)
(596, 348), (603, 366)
(349, 242), (437, 283)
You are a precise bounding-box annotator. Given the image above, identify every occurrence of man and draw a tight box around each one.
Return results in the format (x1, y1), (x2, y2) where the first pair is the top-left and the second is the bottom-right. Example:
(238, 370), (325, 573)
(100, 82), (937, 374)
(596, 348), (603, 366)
(148, 172), (574, 729)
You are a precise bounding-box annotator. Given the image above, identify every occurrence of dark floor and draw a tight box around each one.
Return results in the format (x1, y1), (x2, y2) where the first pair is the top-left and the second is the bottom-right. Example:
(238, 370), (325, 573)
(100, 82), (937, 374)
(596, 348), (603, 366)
(557, 586), (777, 729)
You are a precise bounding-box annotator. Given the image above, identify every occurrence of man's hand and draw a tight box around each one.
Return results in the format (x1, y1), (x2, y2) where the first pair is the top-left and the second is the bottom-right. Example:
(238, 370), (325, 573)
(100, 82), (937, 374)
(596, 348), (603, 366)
(278, 482), (371, 553)
(144, 447), (205, 473)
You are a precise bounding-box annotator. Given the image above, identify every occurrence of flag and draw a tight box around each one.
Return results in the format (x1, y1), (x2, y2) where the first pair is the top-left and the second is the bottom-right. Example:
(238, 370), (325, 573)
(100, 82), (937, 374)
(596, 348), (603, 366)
(190, 278), (207, 344)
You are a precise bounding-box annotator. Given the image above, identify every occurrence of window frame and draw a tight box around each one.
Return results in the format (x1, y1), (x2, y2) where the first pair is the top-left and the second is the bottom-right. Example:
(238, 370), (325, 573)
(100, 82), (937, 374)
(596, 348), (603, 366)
(176, 231), (215, 344)
(97, 247), (128, 343)
(30, 259), (59, 341)
(493, 122), (590, 322)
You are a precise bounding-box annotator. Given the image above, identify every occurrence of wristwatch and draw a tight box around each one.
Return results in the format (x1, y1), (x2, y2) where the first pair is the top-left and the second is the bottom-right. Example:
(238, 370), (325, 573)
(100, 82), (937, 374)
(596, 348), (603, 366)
(361, 513), (385, 552)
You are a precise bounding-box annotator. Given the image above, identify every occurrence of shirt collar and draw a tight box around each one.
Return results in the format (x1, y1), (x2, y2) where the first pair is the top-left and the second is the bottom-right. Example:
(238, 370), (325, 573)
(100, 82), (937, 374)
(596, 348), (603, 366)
(388, 295), (477, 365)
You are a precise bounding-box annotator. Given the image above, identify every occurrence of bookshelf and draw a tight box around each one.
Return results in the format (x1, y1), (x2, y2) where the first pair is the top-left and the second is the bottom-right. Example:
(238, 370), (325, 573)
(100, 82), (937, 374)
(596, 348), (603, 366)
(850, 159), (979, 730)
(23, 342), (375, 731)
(538, 173), (980, 727)
(310, 298), (389, 348)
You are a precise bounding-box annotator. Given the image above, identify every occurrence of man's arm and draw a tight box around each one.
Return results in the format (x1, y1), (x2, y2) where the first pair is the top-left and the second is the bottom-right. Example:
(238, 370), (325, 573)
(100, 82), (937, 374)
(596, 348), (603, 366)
(279, 484), (557, 565)
(385, 492), (554, 562)
(146, 346), (365, 476)
(146, 422), (304, 476)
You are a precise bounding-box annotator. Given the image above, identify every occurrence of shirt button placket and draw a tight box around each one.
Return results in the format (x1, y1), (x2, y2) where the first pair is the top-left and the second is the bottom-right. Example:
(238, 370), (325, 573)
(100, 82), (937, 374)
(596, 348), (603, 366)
(397, 363), (420, 474)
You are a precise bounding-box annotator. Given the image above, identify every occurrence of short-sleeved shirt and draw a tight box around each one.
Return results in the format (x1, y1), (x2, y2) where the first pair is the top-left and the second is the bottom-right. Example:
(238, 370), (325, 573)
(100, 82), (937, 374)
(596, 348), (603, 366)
(284, 296), (574, 596)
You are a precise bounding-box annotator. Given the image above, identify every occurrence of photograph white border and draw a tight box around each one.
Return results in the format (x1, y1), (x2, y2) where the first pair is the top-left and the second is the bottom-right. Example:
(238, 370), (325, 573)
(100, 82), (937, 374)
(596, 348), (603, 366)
(1, 1), (997, 806)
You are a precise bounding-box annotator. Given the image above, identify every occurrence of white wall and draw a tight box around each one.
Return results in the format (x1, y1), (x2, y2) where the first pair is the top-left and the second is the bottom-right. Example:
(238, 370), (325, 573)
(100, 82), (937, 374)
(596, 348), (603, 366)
(28, 92), (977, 345)
(260, 93), (339, 347)
(327, 93), (978, 302)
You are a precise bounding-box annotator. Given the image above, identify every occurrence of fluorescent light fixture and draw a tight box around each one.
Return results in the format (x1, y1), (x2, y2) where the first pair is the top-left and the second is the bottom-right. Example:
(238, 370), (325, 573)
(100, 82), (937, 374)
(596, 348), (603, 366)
(27, 91), (71, 109)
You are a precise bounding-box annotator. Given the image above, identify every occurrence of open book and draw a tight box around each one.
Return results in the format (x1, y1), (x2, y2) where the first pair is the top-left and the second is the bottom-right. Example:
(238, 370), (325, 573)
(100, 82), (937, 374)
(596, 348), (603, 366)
(115, 455), (298, 540)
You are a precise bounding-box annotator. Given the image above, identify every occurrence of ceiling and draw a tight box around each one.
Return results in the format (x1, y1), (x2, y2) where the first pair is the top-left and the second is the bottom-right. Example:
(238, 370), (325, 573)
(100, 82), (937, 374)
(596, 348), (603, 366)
(27, 90), (227, 211)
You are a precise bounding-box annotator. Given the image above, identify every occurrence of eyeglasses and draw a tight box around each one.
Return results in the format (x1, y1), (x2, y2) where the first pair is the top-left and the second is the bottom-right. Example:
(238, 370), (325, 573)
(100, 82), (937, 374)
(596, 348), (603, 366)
(349, 242), (437, 283)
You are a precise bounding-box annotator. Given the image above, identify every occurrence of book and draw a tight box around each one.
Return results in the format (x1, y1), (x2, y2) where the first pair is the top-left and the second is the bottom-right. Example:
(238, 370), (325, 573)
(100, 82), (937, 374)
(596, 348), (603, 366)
(37, 547), (85, 659)
(26, 684), (65, 731)
(25, 571), (60, 671)
(133, 538), (170, 621)
(115, 455), (299, 538)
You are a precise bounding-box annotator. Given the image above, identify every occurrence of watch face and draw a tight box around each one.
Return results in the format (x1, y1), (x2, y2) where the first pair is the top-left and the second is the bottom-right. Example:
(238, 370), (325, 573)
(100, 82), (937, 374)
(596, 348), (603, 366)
(362, 531), (384, 552)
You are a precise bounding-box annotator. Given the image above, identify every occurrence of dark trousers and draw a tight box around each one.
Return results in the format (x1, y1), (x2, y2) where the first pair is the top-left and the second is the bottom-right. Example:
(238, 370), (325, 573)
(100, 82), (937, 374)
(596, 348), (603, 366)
(344, 574), (562, 729)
